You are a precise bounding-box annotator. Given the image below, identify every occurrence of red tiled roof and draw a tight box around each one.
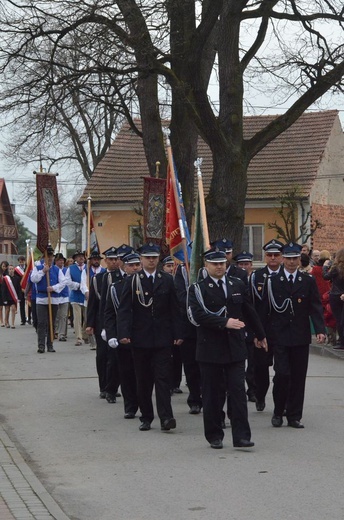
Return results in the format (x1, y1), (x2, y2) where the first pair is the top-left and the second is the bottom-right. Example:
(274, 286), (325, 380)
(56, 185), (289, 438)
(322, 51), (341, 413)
(80, 110), (340, 204)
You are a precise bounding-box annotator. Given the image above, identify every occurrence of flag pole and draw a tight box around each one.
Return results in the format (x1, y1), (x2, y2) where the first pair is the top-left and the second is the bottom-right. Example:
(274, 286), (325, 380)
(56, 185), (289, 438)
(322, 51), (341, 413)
(163, 128), (190, 273)
(45, 245), (54, 344)
(194, 158), (210, 251)
(87, 194), (92, 296)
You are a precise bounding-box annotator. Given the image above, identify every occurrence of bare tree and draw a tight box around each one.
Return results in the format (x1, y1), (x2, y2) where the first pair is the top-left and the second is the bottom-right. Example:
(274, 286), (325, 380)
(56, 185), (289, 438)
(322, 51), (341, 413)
(268, 186), (323, 243)
(1, 1), (344, 247)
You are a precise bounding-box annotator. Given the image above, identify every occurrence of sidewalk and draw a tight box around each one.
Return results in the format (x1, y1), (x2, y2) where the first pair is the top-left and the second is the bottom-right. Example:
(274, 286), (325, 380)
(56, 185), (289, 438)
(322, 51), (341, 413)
(0, 427), (70, 520)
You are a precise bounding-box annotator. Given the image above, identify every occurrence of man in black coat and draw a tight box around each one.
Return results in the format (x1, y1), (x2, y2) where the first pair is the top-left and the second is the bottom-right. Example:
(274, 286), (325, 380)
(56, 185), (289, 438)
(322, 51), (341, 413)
(262, 242), (326, 429)
(174, 263), (202, 414)
(85, 247), (120, 402)
(117, 242), (183, 432)
(104, 252), (142, 419)
(249, 239), (284, 411)
(188, 249), (267, 450)
(210, 238), (248, 285)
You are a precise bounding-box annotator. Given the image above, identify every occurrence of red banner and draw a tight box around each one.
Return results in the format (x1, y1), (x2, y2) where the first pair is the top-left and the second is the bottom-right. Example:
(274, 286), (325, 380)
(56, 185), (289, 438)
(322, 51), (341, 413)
(36, 173), (61, 253)
(165, 166), (181, 253)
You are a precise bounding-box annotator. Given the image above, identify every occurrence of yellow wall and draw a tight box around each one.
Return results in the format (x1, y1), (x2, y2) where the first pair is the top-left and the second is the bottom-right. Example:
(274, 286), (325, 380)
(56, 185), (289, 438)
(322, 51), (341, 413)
(91, 209), (139, 250)
(91, 205), (291, 252)
(245, 207), (294, 242)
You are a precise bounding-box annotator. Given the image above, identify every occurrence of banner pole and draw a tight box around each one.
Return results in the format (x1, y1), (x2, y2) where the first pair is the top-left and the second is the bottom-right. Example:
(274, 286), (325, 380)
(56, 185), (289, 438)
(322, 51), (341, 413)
(45, 247), (54, 344)
(194, 158), (210, 251)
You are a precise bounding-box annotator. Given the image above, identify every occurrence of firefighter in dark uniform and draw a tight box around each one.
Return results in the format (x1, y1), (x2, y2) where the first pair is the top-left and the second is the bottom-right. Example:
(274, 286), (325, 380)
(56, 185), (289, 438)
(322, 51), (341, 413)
(174, 262), (202, 414)
(85, 247), (120, 401)
(263, 242), (326, 429)
(210, 238), (248, 285)
(233, 251), (256, 402)
(117, 242), (183, 432)
(104, 252), (142, 419)
(188, 249), (267, 450)
(98, 244), (133, 402)
(249, 239), (284, 411)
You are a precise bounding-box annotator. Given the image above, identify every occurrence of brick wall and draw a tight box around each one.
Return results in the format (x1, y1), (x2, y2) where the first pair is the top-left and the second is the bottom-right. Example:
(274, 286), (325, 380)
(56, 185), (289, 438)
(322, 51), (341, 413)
(312, 203), (344, 254)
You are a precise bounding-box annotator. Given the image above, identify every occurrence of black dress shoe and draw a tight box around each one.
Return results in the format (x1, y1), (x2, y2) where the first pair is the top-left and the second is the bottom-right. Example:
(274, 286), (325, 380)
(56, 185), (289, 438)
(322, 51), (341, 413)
(99, 392), (106, 399)
(161, 418), (176, 431)
(172, 387), (183, 394)
(105, 393), (117, 403)
(37, 347), (45, 353)
(255, 400), (266, 412)
(116, 392), (122, 397)
(189, 405), (201, 415)
(124, 413), (136, 419)
(247, 393), (257, 403)
(233, 439), (254, 448)
(271, 415), (283, 427)
(47, 346), (56, 352)
(288, 420), (304, 429)
(210, 439), (223, 449)
(139, 422), (151, 431)
(221, 420), (227, 429)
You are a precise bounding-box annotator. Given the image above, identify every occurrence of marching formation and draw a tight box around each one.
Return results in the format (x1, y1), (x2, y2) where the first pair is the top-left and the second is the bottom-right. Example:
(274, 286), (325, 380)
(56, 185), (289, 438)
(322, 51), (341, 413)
(2, 237), (336, 450)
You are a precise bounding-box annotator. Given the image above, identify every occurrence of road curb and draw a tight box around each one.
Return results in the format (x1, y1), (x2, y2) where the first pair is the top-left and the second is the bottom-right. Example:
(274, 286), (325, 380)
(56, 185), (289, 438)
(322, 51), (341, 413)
(0, 425), (71, 520)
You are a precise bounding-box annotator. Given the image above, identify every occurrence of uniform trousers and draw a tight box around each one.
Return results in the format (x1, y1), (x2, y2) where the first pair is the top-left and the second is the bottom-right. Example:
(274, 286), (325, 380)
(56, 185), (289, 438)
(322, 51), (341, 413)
(273, 344), (309, 421)
(199, 360), (251, 445)
(95, 331), (120, 395)
(170, 343), (183, 390)
(180, 338), (202, 408)
(19, 295), (26, 324)
(245, 339), (256, 398)
(254, 344), (274, 403)
(71, 303), (87, 341)
(118, 348), (138, 415)
(132, 347), (174, 424)
(55, 302), (68, 339)
(36, 304), (58, 349)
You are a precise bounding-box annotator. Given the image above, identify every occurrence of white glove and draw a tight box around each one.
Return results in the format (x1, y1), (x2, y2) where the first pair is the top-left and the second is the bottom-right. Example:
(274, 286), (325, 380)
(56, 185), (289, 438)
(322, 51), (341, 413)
(101, 329), (107, 341)
(108, 338), (119, 349)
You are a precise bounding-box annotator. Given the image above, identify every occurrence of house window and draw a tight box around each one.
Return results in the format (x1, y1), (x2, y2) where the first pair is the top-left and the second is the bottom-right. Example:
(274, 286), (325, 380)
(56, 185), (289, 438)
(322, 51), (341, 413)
(242, 225), (264, 261)
(3, 243), (8, 254)
(0, 213), (3, 224)
(0, 244), (2, 254)
(129, 225), (143, 250)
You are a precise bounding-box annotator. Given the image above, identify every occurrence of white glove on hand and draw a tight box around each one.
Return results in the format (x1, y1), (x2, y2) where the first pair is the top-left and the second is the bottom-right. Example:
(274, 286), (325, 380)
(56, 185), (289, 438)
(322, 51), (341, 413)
(108, 338), (119, 349)
(101, 329), (107, 341)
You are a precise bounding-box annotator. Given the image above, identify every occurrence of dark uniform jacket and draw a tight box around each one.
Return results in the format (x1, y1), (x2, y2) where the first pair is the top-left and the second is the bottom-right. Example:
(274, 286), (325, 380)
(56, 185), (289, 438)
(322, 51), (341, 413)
(188, 275), (265, 365)
(104, 277), (126, 342)
(98, 269), (125, 331)
(86, 271), (106, 331)
(262, 269), (326, 346)
(249, 265), (283, 342)
(117, 270), (182, 348)
(174, 264), (197, 340)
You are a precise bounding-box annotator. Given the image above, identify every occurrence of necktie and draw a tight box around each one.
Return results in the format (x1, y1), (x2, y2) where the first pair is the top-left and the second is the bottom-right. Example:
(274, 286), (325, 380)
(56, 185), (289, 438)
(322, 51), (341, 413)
(218, 279), (226, 297)
(288, 273), (294, 290)
(148, 275), (154, 287)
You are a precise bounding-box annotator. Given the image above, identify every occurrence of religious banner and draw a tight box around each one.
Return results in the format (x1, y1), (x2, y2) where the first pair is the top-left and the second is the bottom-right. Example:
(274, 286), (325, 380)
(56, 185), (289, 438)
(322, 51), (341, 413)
(143, 177), (166, 244)
(36, 173), (61, 253)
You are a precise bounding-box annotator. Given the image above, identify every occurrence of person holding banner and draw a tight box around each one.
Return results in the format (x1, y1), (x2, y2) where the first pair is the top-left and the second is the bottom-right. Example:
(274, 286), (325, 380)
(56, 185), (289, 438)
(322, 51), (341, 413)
(1, 264), (21, 328)
(31, 246), (67, 353)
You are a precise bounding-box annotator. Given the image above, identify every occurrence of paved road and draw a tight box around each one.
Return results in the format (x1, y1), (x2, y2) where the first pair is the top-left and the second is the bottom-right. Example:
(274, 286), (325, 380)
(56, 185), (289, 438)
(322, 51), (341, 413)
(1, 324), (344, 520)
